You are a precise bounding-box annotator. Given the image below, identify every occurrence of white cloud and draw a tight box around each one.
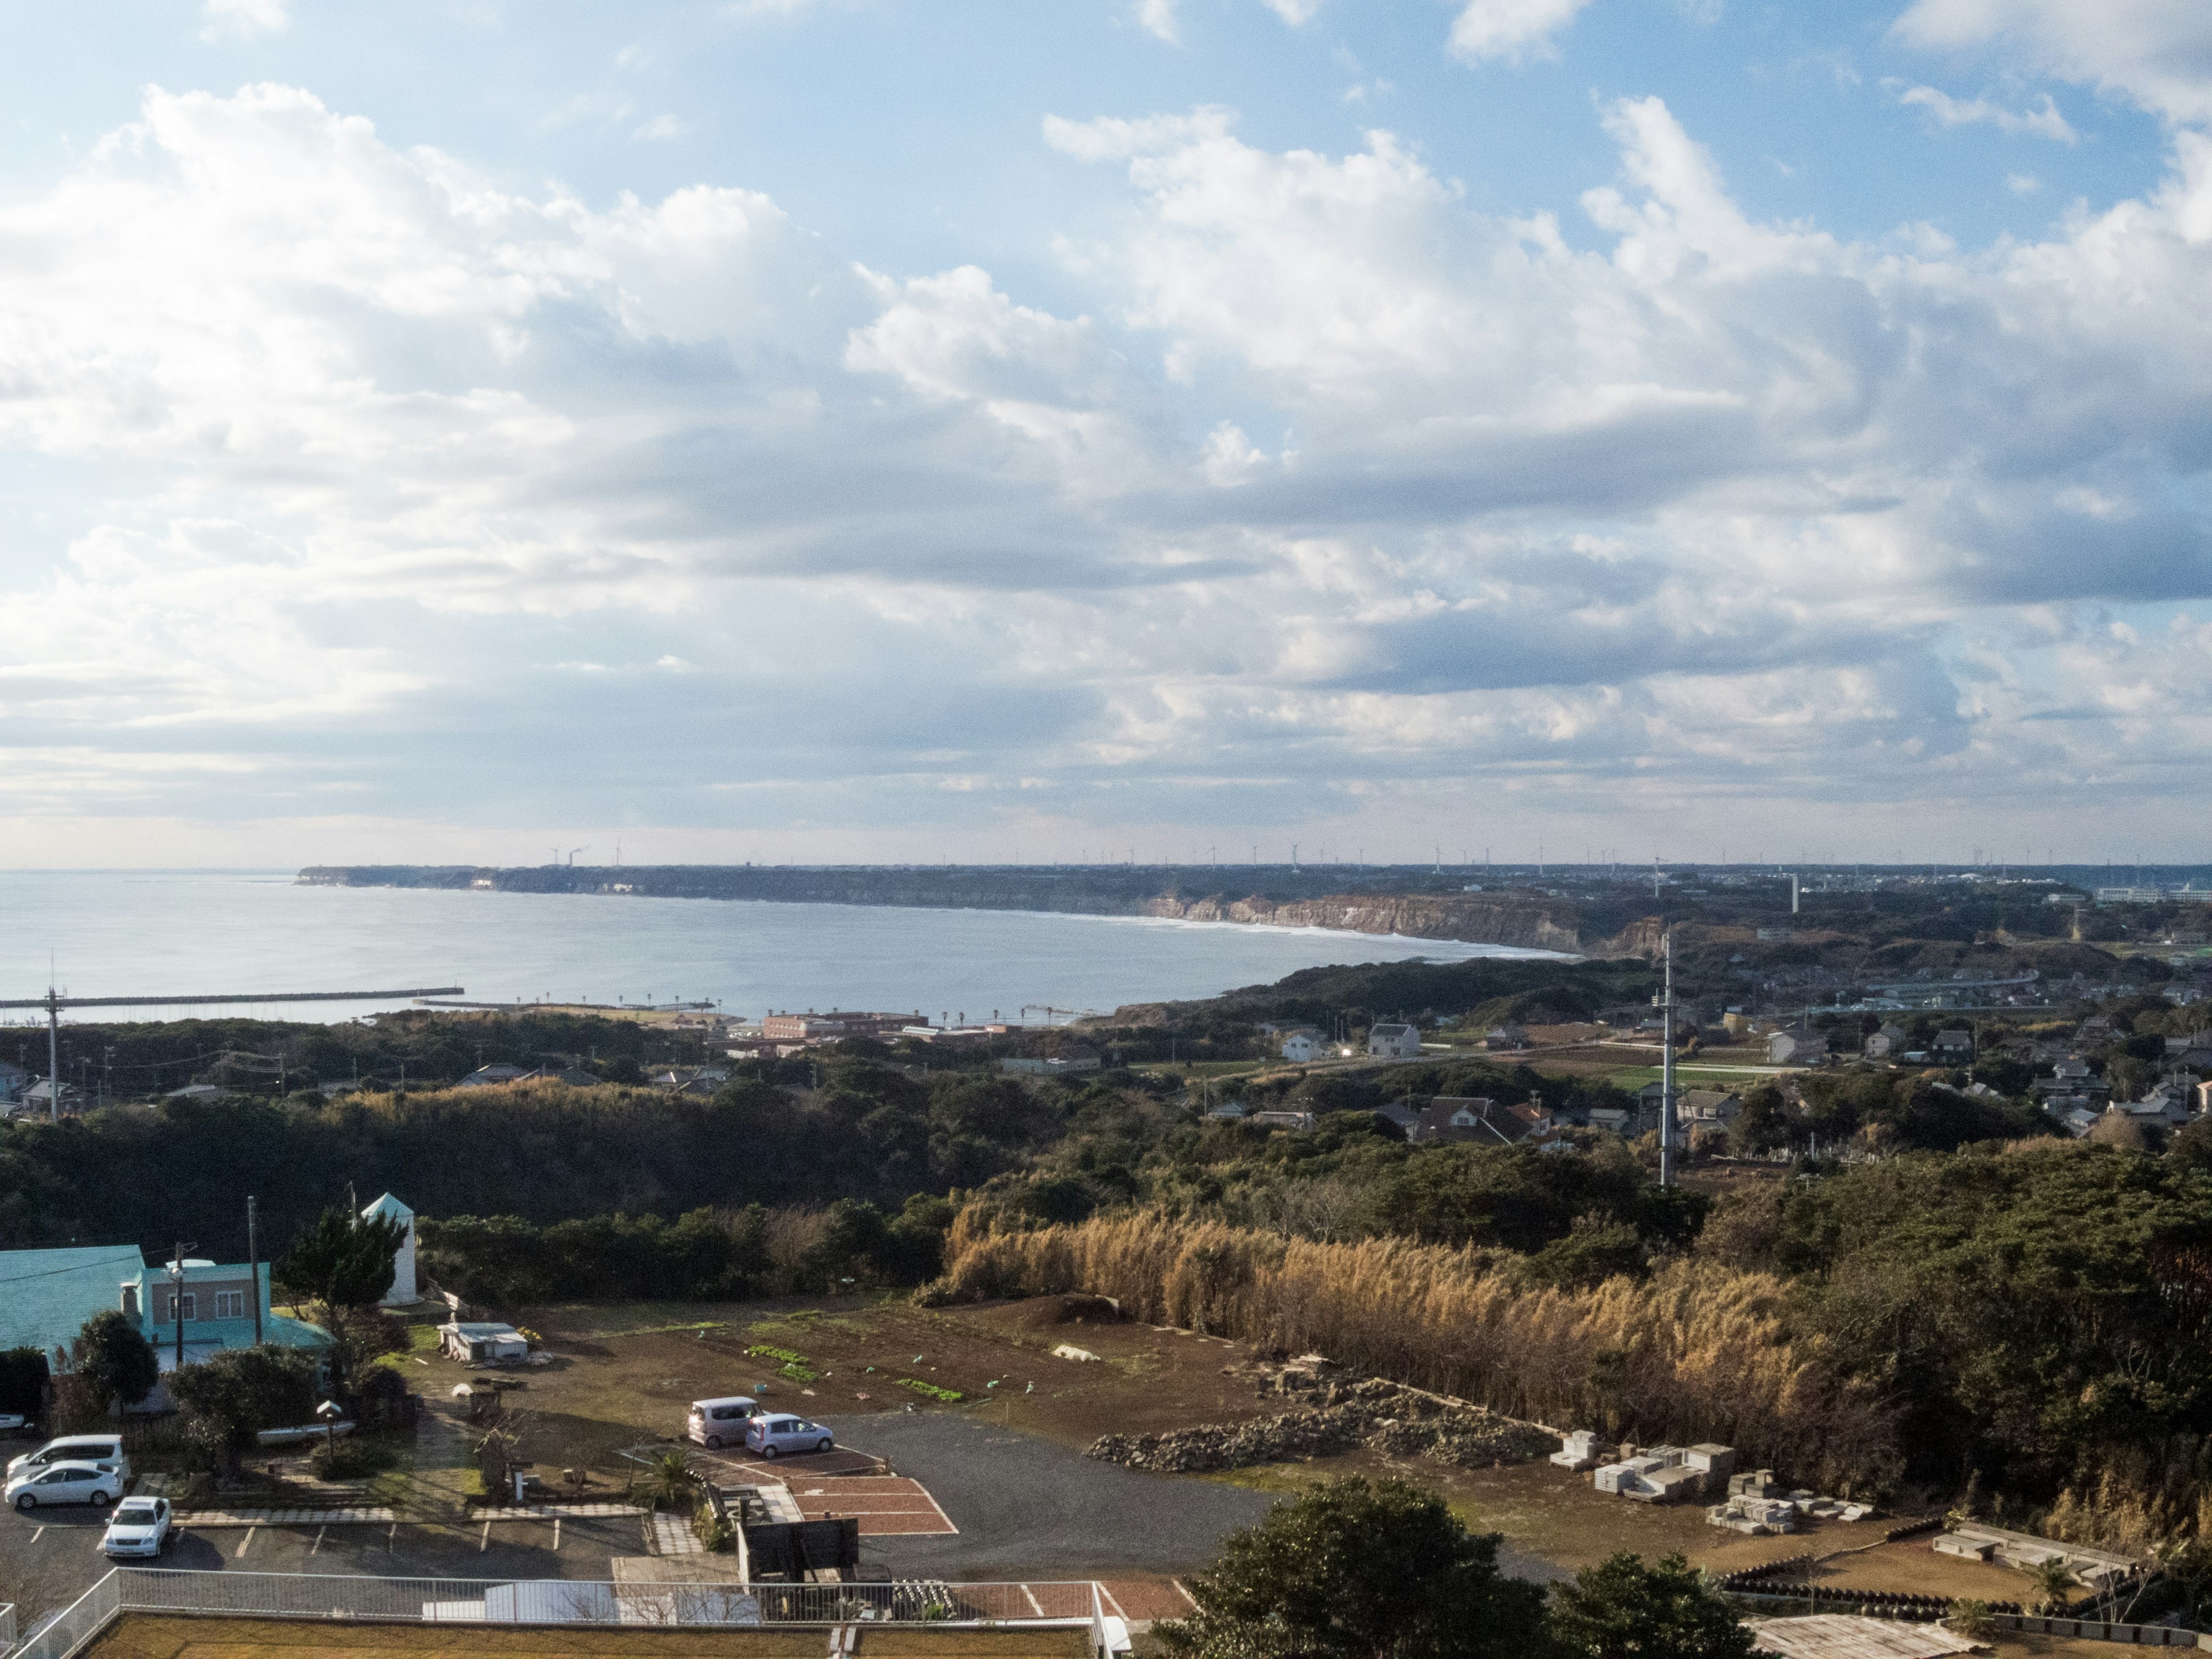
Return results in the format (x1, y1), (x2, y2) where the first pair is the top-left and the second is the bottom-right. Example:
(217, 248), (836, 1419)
(1894, 84), (2079, 142)
(1895, 0), (2212, 125)
(632, 113), (688, 141)
(6, 80), (2212, 853)
(2007, 171), (2041, 194)
(1448, 0), (1597, 66)
(1262, 0), (1324, 24)
(1135, 0), (1180, 45)
(201, 0), (287, 39)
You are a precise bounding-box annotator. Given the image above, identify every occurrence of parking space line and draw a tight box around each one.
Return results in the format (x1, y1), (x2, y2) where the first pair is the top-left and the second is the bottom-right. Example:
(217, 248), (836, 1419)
(552, 1517), (561, 1553)
(310, 1526), (325, 1555)
(235, 1525), (256, 1558)
(1172, 1579), (1198, 1609)
(387, 1522), (398, 1551)
(30, 1526), (43, 1543)
(1021, 1585), (1044, 1618)
(479, 1519), (491, 1552)
(1099, 1584), (1127, 1619)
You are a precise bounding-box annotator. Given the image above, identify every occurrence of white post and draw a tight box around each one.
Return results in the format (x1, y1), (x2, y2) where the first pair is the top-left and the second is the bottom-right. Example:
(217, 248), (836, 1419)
(1659, 931), (1676, 1189)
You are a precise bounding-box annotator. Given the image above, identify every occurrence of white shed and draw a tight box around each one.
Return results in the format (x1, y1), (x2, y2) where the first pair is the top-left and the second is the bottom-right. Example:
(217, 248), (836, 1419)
(362, 1191), (418, 1306)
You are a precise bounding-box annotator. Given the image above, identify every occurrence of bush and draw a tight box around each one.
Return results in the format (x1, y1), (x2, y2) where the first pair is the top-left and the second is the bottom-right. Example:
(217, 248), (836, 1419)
(310, 1438), (397, 1480)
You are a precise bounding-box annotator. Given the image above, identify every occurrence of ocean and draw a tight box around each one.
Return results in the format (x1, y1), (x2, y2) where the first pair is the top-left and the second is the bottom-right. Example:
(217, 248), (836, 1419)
(0, 870), (1560, 1027)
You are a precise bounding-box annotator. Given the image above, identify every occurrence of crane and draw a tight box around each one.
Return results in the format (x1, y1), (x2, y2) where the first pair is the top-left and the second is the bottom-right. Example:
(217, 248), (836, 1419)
(0, 982), (464, 1122)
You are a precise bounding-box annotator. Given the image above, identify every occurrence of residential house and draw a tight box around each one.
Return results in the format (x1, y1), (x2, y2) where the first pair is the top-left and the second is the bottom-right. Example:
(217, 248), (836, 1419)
(1411, 1096), (1555, 1147)
(0, 1244), (151, 1373)
(439, 1321), (529, 1364)
(1372, 1101), (1422, 1139)
(1766, 1029), (1829, 1066)
(1368, 1023), (1424, 1060)
(1248, 1109), (1317, 1133)
(1483, 1025), (1531, 1052)
(1930, 1029), (1976, 1063)
(2034, 1056), (2106, 1097)
(457, 1062), (532, 1088)
(130, 1256), (329, 1373)
(1862, 1022), (1908, 1059)
(1679, 1090), (1740, 1128)
(1280, 1031), (1326, 1063)
(0, 1059), (26, 1105)
(1204, 1101), (1248, 1122)
(762, 1013), (849, 1041)
(20, 1079), (79, 1115)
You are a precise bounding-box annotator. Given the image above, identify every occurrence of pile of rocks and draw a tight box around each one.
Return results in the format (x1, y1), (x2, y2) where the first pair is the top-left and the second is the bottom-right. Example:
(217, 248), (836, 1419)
(1088, 1375), (1555, 1475)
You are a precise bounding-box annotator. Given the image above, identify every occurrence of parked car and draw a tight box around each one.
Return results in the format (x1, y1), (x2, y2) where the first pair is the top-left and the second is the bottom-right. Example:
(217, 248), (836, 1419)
(101, 1496), (173, 1557)
(0, 1412), (31, 1435)
(6, 1460), (123, 1511)
(7, 1435), (130, 1483)
(744, 1415), (832, 1459)
(686, 1396), (759, 1450)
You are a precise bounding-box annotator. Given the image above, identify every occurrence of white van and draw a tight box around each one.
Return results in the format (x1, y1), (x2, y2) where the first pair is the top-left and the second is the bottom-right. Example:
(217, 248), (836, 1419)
(686, 1397), (759, 1449)
(7, 1434), (130, 1483)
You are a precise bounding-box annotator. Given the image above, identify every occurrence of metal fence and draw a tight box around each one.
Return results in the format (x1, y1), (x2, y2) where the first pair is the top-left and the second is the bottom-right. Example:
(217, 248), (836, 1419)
(10, 1570), (1107, 1659)
(2, 1600), (17, 1653)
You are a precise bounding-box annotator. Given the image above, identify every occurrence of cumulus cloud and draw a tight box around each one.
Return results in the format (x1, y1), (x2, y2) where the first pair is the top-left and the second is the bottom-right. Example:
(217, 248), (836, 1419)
(1895, 0), (2212, 125)
(5, 79), (2212, 855)
(1448, 0), (1598, 65)
(1135, 0), (1180, 45)
(1893, 84), (2078, 141)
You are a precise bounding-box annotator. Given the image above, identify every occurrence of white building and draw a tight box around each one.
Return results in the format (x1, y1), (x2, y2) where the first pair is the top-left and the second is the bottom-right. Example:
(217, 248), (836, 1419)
(361, 1191), (418, 1306)
(1367, 1023), (1423, 1060)
(1281, 1032), (1325, 1062)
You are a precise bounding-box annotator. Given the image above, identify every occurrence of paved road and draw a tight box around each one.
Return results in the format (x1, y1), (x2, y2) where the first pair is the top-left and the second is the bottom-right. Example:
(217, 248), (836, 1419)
(815, 1413), (1277, 1579)
(817, 1413), (1570, 1586)
(0, 1503), (652, 1615)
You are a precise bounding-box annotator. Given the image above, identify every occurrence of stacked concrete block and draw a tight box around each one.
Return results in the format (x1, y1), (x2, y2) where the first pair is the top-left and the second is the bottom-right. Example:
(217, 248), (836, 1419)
(1729, 1469), (1785, 1499)
(1550, 1429), (1601, 1472)
(1594, 1456), (1664, 1495)
(1706, 1495), (1800, 1535)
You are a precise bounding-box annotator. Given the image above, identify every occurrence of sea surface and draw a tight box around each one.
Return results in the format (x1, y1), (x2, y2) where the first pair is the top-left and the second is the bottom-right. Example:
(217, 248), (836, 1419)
(0, 870), (1561, 1027)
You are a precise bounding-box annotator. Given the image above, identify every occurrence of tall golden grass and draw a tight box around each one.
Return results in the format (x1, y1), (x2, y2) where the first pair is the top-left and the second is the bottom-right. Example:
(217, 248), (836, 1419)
(941, 1208), (1902, 1493)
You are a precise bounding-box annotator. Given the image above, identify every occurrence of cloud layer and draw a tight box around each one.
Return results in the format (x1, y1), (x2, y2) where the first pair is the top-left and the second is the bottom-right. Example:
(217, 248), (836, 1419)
(1, 65), (2211, 862)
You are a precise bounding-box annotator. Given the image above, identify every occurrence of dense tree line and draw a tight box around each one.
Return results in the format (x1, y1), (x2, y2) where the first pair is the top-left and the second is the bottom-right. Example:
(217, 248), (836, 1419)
(0, 1060), (1064, 1262)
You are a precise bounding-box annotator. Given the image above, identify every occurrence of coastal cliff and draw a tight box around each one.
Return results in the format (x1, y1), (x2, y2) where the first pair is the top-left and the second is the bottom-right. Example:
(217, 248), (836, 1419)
(1141, 891), (1661, 957)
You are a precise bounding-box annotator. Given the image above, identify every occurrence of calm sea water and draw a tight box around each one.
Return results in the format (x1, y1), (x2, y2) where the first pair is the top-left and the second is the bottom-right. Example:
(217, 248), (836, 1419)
(0, 871), (1558, 1027)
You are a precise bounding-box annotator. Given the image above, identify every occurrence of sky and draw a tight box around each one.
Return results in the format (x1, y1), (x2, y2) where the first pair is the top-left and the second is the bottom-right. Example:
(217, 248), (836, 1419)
(1, 0), (2210, 869)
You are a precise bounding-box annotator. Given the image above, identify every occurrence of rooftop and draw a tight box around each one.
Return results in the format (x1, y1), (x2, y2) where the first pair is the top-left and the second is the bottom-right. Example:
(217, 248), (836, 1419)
(83, 1615), (1092, 1659)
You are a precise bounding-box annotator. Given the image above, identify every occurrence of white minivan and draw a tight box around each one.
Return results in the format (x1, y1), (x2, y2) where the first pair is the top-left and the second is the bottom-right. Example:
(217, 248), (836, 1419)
(686, 1397), (759, 1449)
(7, 1435), (130, 1483)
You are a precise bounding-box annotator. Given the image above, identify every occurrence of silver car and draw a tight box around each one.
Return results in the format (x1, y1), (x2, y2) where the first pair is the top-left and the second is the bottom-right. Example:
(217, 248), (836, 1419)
(102, 1496), (173, 1557)
(744, 1414), (832, 1459)
(7, 1460), (123, 1511)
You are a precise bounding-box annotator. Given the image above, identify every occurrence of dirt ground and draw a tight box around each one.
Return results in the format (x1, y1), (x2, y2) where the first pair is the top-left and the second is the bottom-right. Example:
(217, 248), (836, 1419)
(412, 1295), (1277, 1487)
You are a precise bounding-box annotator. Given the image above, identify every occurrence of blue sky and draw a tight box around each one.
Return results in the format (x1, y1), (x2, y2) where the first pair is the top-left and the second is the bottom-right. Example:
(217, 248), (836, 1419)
(0, 0), (2209, 866)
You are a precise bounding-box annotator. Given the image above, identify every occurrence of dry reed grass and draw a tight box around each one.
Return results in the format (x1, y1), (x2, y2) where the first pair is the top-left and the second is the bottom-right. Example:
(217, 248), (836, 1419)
(940, 1209), (1902, 1493)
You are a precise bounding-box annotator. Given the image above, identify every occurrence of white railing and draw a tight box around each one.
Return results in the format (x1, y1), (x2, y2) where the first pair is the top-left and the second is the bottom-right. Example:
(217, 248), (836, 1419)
(2, 1601), (16, 1653)
(21, 1570), (1108, 1659)
(10, 1573), (120, 1659)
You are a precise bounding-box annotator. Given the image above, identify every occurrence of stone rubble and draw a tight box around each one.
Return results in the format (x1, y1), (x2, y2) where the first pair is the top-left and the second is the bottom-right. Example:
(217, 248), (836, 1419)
(1086, 1369), (1556, 1476)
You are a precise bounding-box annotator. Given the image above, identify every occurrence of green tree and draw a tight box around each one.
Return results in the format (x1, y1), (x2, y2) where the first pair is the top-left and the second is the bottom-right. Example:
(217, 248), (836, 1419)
(279, 1206), (408, 1308)
(71, 1310), (158, 1413)
(169, 1346), (317, 1473)
(1156, 1476), (1548, 1659)
(1548, 1553), (1752, 1659)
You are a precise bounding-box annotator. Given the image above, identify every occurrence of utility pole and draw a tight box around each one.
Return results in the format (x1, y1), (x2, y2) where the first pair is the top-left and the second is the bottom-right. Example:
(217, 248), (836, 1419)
(169, 1241), (195, 1370)
(45, 984), (60, 1123)
(1658, 931), (1677, 1189)
(247, 1196), (263, 1346)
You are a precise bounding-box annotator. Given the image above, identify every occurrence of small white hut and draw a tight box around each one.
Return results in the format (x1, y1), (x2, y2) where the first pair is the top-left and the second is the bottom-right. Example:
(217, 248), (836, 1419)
(361, 1191), (417, 1306)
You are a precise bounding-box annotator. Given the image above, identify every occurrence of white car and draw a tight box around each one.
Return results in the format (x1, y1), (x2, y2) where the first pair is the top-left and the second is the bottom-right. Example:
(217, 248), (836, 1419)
(6, 1460), (123, 1512)
(101, 1495), (173, 1557)
(0, 1413), (29, 1435)
(744, 1414), (833, 1459)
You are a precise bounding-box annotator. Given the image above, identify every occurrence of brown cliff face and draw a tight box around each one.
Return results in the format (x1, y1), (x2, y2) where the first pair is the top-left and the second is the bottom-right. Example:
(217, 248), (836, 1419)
(1140, 893), (1664, 958)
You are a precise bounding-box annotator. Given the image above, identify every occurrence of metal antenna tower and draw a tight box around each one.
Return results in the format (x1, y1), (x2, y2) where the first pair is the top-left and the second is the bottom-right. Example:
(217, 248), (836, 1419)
(1657, 929), (1677, 1188)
